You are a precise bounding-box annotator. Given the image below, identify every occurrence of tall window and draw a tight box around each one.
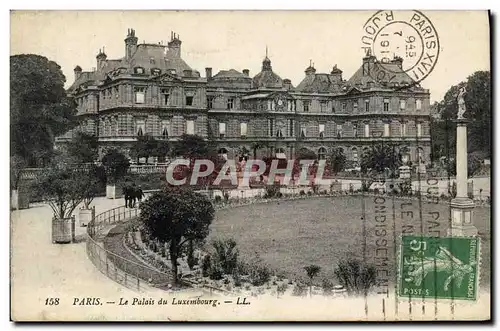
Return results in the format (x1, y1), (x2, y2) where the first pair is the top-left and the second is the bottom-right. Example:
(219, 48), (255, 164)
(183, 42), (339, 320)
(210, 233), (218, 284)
(161, 89), (170, 106)
(417, 123), (422, 137)
(352, 147), (359, 163)
(186, 96), (194, 106)
(401, 122), (407, 136)
(416, 99), (422, 111)
(227, 98), (234, 110)
(336, 124), (343, 138)
(207, 96), (214, 109)
(364, 124), (370, 137)
(352, 124), (358, 137)
(384, 123), (390, 137)
(135, 119), (145, 136)
(384, 99), (390, 111)
(268, 119), (274, 136)
(134, 87), (145, 104)
(276, 128), (284, 138)
(320, 101), (328, 112)
(303, 100), (310, 112)
(161, 120), (170, 138)
(342, 102), (346, 112)
(219, 122), (226, 138)
(186, 120), (195, 135)
(300, 125), (307, 138)
(318, 147), (327, 160)
(365, 99), (370, 112)
(240, 122), (247, 137)
(289, 119), (294, 136)
(353, 101), (358, 112)
(400, 99), (406, 110)
(319, 124), (325, 138)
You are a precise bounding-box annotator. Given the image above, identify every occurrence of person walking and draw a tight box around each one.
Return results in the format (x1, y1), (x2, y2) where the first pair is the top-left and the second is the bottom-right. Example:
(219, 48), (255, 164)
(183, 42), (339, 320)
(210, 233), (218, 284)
(130, 183), (137, 208)
(123, 183), (131, 208)
(136, 185), (145, 205)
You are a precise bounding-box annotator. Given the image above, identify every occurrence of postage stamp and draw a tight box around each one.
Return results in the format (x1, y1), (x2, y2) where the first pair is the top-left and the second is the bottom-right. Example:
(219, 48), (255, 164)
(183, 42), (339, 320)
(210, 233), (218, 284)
(398, 235), (480, 301)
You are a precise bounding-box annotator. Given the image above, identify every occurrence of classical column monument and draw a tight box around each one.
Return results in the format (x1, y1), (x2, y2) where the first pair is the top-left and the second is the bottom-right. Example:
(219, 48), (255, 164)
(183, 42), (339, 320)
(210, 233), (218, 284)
(448, 87), (478, 237)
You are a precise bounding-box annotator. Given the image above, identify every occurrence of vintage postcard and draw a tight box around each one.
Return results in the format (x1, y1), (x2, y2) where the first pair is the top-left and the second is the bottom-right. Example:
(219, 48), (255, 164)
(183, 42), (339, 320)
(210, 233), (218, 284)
(10, 10), (491, 321)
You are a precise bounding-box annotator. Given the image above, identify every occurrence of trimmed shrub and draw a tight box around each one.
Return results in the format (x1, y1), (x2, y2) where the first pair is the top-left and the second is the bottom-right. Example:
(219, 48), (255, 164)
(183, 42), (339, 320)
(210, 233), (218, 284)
(249, 264), (271, 286)
(292, 282), (308, 297)
(334, 258), (376, 295)
(277, 283), (288, 297)
(212, 238), (239, 275)
(322, 278), (334, 296)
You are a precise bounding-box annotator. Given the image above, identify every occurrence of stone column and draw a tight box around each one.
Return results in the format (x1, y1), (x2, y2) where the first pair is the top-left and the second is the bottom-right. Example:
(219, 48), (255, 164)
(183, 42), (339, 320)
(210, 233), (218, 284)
(448, 119), (477, 236)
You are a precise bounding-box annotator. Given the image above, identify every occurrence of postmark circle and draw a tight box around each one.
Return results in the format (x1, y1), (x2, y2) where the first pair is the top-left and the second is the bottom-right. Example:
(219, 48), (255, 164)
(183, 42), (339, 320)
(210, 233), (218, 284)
(360, 10), (440, 88)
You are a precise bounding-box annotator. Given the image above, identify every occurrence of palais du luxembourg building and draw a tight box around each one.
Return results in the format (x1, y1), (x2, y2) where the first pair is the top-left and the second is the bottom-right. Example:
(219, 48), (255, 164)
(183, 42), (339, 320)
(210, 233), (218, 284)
(62, 29), (432, 166)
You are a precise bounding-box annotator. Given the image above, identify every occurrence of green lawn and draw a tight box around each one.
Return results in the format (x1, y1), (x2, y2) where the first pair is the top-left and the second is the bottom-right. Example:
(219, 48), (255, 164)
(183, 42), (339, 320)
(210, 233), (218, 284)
(208, 196), (491, 288)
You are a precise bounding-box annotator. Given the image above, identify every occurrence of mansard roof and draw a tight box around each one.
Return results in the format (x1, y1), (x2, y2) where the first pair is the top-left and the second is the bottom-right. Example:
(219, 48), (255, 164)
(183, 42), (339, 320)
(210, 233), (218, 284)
(295, 73), (345, 93)
(347, 56), (422, 91)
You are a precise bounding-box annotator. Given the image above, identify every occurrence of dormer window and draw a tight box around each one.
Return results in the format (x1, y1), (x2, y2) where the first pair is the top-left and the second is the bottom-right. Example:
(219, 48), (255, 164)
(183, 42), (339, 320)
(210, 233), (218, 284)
(151, 68), (161, 76)
(134, 67), (145, 74)
(150, 57), (156, 65)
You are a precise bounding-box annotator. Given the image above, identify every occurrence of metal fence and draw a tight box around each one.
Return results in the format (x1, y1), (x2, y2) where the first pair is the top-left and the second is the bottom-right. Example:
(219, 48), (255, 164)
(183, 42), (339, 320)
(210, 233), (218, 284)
(86, 205), (173, 292)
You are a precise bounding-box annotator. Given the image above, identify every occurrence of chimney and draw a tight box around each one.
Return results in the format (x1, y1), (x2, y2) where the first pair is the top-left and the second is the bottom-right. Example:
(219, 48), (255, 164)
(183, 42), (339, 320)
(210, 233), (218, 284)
(205, 67), (212, 80)
(167, 31), (182, 58)
(362, 49), (376, 76)
(391, 56), (403, 69)
(305, 60), (316, 76)
(74, 65), (82, 81)
(125, 28), (138, 60)
(330, 64), (343, 82)
(96, 48), (107, 69)
(283, 78), (292, 90)
(242, 69), (250, 77)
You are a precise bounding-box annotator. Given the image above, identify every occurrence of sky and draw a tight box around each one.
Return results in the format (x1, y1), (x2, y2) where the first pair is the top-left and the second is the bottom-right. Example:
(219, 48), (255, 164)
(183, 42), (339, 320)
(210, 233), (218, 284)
(10, 10), (490, 102)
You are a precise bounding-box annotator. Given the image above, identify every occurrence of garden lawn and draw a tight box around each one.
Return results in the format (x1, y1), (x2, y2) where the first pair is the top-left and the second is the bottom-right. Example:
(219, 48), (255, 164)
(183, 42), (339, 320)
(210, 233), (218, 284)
(208, 196), (491, 288)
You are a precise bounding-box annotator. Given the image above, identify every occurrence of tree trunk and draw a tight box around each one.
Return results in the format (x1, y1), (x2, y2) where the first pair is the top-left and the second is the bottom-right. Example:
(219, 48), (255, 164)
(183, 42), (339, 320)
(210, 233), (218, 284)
(169, 239), (179, 284)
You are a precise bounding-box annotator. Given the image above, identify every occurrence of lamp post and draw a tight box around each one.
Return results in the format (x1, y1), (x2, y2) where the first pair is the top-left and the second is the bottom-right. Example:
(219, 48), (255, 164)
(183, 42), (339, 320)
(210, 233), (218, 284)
(448, 87), (478, 237)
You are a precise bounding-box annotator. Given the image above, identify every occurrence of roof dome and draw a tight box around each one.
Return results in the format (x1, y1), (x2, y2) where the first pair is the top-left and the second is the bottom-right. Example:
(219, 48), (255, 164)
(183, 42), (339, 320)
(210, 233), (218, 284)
(252, 55), (283, 89)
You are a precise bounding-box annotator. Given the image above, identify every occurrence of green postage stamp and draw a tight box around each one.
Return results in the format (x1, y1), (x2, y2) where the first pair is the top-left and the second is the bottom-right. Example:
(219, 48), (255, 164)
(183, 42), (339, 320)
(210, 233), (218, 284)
(398, 235), (480, 301)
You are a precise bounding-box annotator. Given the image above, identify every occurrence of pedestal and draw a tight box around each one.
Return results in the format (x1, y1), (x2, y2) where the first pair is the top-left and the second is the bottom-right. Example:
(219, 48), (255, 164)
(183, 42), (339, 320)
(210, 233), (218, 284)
(448, 119), (478, 237)
(447, 197), (478, 237)
(106, 184), (116, 199)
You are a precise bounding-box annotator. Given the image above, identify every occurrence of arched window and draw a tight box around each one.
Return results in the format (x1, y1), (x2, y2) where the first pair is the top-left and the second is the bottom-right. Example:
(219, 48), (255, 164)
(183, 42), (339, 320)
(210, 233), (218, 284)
(162, 127), (168, 138)
(318, 147), (327, 160)
(134, 67), (145, 74)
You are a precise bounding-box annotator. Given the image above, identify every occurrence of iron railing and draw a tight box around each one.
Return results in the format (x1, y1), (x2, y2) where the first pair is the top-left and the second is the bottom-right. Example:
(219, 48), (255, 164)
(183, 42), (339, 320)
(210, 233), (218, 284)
(86, 205), (173, 292)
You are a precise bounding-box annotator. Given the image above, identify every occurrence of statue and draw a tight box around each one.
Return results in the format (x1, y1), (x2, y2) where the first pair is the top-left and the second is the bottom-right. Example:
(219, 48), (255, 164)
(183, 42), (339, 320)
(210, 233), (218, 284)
(457, 87), (467, 119)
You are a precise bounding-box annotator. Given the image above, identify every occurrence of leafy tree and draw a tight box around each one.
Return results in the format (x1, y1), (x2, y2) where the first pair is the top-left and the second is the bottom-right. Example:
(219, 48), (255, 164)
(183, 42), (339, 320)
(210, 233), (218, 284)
(295, 148), (317, 161)
(304, 264), (321, 297)
(11, 54), (77, 167)
(250, 142), (268, 159)
(139, 188), (215, 284)
(327, 148), (347, 175)
(32, 158), (88, 219)
(173, 134), (210, 159)
(10, 155), (28, 191)
(360, 144), (401, 175)
(129, 134), (162, 164)
(432, 71), (491, 158)
(65, 131), (99, 164)
(447, 151), (484, 177)
(101, 149), (130, 184)
(81, 164), (107, 209)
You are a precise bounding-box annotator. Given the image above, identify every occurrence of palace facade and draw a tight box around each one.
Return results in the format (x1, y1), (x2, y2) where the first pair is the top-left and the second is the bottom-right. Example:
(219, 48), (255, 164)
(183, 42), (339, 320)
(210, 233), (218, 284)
(62, 28), (432, 166)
